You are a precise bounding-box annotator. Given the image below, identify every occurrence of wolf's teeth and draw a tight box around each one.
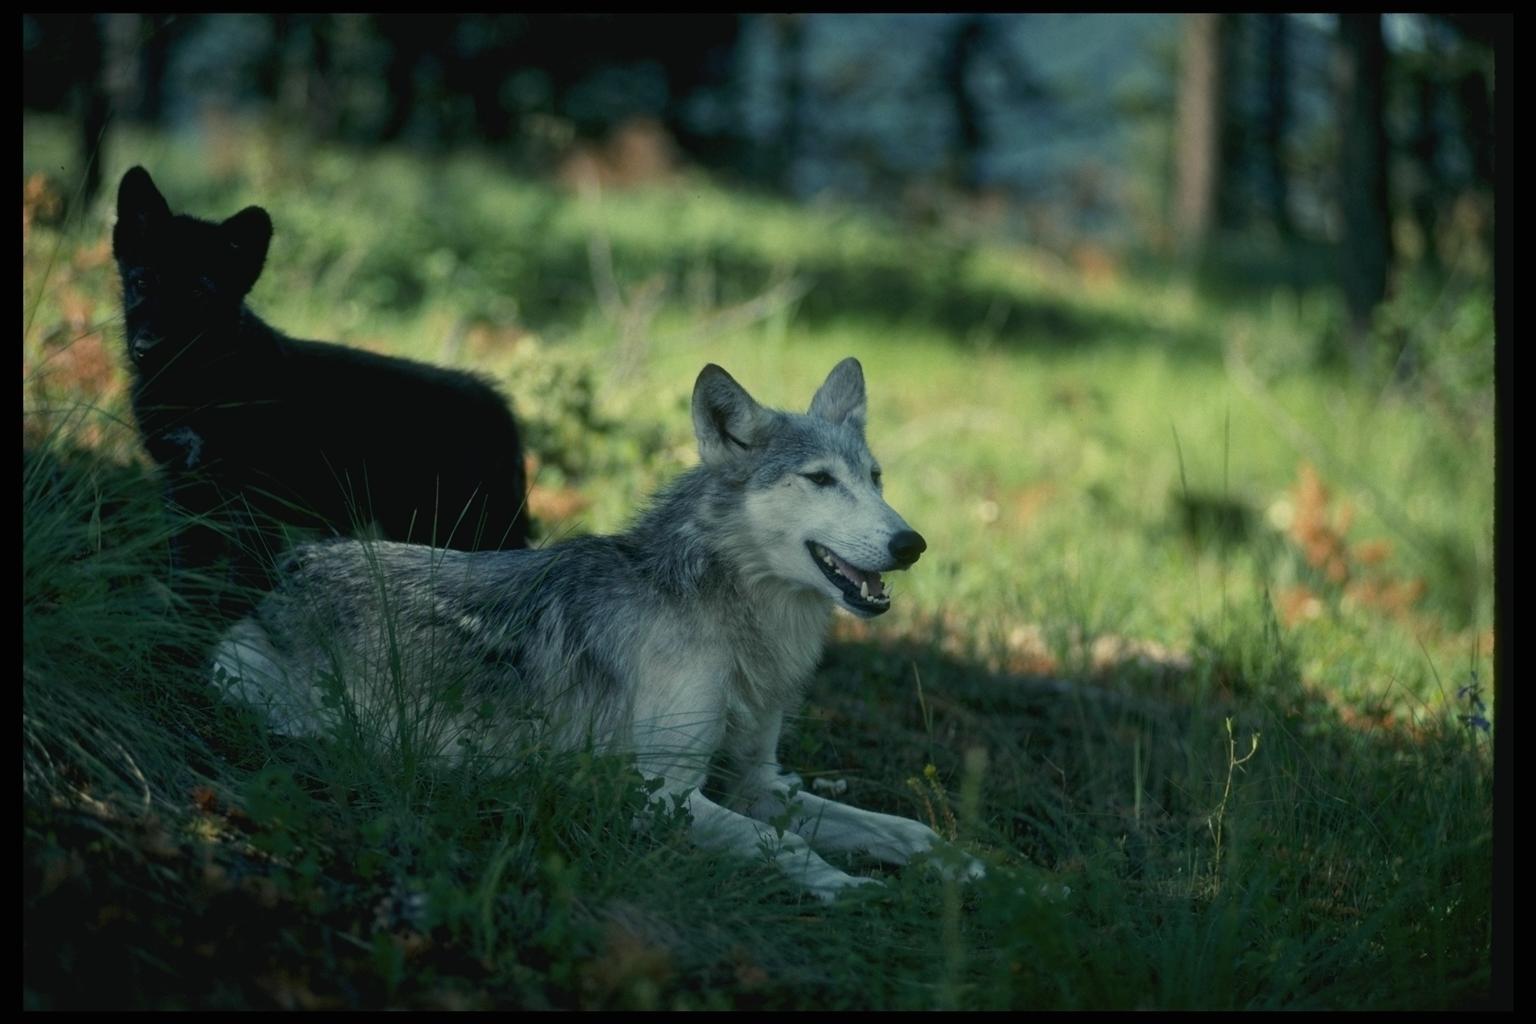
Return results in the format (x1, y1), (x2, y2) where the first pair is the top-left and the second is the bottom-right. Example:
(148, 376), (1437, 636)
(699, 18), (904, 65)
(860, 580), (869, 599)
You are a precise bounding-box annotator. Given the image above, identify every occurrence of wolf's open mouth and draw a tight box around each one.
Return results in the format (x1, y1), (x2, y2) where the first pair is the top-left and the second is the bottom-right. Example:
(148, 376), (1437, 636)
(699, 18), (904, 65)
(807, 541), (891, 615)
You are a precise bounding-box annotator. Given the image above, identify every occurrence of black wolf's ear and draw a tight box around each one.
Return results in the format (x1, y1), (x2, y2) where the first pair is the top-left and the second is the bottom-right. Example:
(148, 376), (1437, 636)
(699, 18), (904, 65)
(808, 357), (867, 434)
(692, 364), (769, 465)
(116, 166), (171, 236)
(219, 206), (272, 295)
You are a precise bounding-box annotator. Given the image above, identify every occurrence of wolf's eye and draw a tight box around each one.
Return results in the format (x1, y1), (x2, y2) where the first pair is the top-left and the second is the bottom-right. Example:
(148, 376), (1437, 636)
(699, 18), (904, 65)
(802, 471), (836, 487)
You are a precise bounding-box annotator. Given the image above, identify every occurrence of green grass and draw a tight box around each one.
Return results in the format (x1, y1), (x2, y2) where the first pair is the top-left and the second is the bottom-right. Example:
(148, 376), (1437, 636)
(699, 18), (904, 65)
(24, 115), (1493, 1008)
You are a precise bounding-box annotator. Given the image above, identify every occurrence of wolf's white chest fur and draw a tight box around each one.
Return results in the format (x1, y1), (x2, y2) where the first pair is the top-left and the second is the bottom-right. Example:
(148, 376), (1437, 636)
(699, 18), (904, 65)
(618, 581), (831, 781)
(724, 585), (832, 716)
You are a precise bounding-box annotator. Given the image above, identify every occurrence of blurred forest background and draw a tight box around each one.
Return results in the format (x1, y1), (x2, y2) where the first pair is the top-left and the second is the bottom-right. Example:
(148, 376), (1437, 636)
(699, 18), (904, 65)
(23, 14), (1500, 1011)
(25, 13), (1496, 337)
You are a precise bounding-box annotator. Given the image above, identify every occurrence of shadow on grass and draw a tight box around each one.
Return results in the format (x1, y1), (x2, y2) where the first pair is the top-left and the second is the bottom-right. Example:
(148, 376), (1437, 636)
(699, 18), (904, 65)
(808, 628), (1485, 834)
(796, 632), (1490, 1009)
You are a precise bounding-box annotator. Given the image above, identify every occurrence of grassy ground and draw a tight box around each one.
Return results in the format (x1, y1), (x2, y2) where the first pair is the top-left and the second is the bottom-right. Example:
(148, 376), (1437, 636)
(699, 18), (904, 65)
(23, 116), (1494, 1008)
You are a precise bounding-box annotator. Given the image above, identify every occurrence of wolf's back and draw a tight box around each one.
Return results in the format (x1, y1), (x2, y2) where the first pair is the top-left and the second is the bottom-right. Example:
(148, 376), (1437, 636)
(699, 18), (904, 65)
(209, 537), (602, 745)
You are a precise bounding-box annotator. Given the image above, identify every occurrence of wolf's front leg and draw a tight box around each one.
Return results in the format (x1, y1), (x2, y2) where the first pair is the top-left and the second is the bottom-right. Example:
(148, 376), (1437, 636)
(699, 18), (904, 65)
(160, 471), (245, 617)
(649, 777), (880, 902)
(727, 712), (985, 881)
(162, 458), (290, 625)
(738, 775), (984, 881)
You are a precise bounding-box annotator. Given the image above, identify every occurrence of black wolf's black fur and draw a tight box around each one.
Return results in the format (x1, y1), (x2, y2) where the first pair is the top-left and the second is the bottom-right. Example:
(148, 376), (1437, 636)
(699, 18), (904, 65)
(113, 167), (529, 619)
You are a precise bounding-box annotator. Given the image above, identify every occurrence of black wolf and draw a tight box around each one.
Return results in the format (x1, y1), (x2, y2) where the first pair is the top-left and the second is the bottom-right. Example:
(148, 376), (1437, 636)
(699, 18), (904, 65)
(113, 166), (529, 617)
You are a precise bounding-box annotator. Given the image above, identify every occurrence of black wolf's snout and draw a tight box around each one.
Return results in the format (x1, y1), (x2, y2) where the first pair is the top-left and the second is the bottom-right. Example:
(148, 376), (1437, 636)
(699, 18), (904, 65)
(889, 530), (927, 567)
(131, 334), (163, 360)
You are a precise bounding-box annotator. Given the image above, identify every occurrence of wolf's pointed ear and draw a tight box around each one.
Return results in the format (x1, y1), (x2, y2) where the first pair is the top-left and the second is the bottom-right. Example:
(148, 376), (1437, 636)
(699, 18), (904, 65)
(116, 166), (171, 235)
(693, 364), (769, 465)
(219, 206), (273, 295)
(808, 357), (867, 434)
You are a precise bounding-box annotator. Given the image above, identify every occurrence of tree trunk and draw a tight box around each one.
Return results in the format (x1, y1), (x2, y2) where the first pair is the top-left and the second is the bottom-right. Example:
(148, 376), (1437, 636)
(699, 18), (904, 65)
(1409, 48), (1443, 274)
(1335, 13), (1393, 350)
(77, 15), (107, 209)
(375, 15), (427, 142)
(1173, 14), (1225, 254)
(941, 15), (988, 192)
(775, 14), (807, 190)
(1259, 14), (1295, 239)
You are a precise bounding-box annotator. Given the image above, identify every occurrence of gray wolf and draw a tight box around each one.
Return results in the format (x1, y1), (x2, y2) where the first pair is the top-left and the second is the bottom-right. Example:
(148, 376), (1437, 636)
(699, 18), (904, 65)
(210, 357), (984, 899)
(113, 166), (529, 620)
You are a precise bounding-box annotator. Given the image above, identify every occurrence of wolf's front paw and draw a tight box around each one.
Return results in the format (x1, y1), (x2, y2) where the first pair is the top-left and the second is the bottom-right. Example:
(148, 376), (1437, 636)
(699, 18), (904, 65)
(886, 818), (947, 860)
(922, 845), (987, 884)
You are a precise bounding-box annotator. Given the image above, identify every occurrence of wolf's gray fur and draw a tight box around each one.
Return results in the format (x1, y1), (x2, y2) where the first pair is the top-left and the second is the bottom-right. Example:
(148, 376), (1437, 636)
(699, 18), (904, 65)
(212, 358), (983, 899)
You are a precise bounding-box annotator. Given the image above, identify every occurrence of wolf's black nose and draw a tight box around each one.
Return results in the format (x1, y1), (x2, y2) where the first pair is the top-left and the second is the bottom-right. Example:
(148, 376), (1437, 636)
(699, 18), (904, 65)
(889, 530), (927, 567)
